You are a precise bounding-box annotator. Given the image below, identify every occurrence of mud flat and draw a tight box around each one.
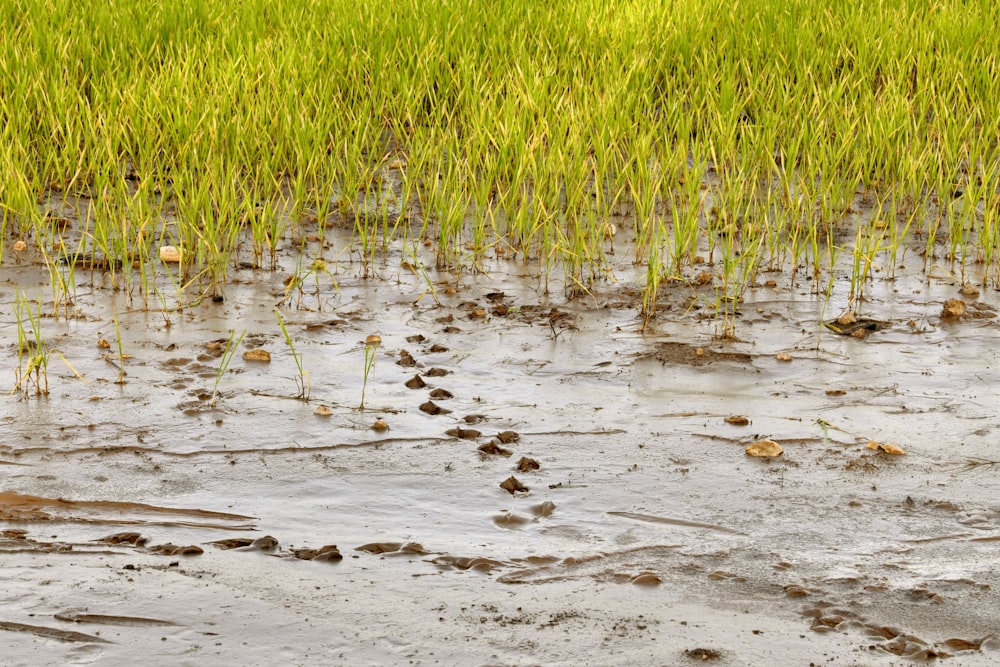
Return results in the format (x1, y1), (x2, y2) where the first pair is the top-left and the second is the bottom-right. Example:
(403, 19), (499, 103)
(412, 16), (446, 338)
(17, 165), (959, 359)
(3, 244), (1000, 666)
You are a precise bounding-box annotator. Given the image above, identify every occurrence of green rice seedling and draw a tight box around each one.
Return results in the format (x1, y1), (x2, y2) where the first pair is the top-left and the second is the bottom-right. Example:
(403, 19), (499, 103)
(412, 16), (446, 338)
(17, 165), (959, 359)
(281, 250), (341, 310)
(639, 225), (665, 331)
(274, 308), (309, 400)
(403, 245), (440, 306)
(852, 196), (898, 309)
(12, 293), (49, 397)
(34, 221), (80, 320)
(211, 329), (247, 407)
(111, 315), (127, 385)
(360, 334), (380, 410)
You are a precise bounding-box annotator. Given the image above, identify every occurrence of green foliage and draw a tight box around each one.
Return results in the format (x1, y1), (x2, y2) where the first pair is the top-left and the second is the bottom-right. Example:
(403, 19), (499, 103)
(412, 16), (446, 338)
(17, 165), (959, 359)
(1, 0), (998, 332)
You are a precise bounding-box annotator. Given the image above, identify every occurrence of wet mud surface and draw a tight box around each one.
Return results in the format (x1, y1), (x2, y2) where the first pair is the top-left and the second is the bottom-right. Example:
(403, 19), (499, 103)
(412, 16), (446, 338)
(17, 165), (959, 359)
(3, 235), (1000, 665)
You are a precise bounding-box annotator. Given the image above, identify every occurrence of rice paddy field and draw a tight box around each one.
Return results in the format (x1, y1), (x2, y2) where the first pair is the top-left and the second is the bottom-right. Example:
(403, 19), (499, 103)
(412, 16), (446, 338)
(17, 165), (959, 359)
(2, 1), (1000, 665)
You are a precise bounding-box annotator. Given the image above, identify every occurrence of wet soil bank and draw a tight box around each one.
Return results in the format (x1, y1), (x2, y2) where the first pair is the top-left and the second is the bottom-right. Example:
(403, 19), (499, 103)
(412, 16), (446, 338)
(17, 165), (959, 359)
(2, 248), (1000, 665)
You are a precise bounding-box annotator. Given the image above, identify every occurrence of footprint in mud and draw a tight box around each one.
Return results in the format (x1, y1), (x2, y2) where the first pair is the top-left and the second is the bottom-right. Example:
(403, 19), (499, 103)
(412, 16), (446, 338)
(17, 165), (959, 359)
(97, 532), (148, 546)
(493, 512), (532, 528)
(431, 555), (506, 572)
(147, 543), (204, 556)
(800, 601), (992, 659)
(207, 535), (280, 552)
(206, 535), (341, 562)
(356, 542), (430, 556)
(493, 501), (557, 529)
(208, 537), (254, 549)
(292, 545), (343, 562)
(445, 427), (480, 439)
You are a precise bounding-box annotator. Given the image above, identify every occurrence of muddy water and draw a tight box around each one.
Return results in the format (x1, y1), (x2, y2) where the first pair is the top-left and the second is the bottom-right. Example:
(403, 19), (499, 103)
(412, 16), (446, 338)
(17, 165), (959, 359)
(2, 237), (1000, 665)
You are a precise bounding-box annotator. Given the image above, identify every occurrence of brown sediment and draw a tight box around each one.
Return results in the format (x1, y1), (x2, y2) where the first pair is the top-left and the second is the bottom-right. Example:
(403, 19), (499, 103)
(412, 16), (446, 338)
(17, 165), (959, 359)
(607, 511), (743, 535)
(0, 492), (254, 529)
(27, 437), (453, 458)
(498, 545), (682, 584)
(54, 611), (176, 627)
(0, 620), (110, 643)
(647, 341), (753, 366)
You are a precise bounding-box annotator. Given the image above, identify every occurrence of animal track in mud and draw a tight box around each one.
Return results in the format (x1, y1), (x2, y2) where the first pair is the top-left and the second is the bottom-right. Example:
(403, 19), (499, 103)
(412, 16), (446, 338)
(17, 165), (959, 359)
(798, 600), (993, 660)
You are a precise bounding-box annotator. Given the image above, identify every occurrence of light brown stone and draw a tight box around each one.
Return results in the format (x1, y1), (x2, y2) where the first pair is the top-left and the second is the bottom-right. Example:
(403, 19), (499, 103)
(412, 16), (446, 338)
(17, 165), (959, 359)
(746, 439), (783, 457)
(243, 349), (271, 362)
(159, 245), (182, 263)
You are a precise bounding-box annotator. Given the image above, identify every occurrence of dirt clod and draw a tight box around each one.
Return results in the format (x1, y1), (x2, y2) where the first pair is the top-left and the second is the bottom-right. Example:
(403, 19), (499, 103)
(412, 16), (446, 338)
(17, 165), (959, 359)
(866, 441), (906, 455)
(251, 536), (279, 551)
(516, 457), (540, 472)
(941, 299), (967, 318)
(405, 374), (426, 389)
(420, 401), (452, 415)
(959, 283), (980, 297)
(683, 648), (722, 661)
(724, 415), (749, 426)
(478, 442), (513, 457)
(496, 430), (520, 444)
(97, 532), (147, 546)
(651, 341), (750, 366)
(500, 476), (529, 495)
